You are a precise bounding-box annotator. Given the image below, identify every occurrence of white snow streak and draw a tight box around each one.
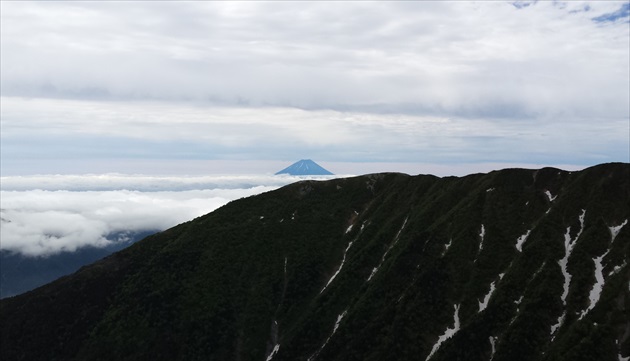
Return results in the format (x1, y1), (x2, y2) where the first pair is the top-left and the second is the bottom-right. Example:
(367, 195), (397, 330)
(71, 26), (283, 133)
(545, 190), (557, 202)
(479, 281), (496, 312)
(425, 305), (460, 361)
(489, 336), (497, 360)
(307, 310), (347, 361)
(321, 240), (354, 294)
(558, 209), (586, 305)
(394, 217), (409, 246)
(442, 238), (452, 257)
(332, 311), (347, 334)
(367, 217), (408, 282)
(580, 250), (610, 319)
(610, 220), (628, 241)
(345, 225), (353, 234)
(559, 228), (575, 305)
(479, 224), (486, 251)
(551, 313), (564, 338)
(322, 222), (368, 292)
(580, 219), (625, 319)
(532, 261), (546, 280)
(553, 210), (586, 338)
(619, 354), (630, 361)
(367, 267), (379, 281)
(266, 344), (280, 361)
(609, 261), (627, 276)
(515, 230), (531, 252)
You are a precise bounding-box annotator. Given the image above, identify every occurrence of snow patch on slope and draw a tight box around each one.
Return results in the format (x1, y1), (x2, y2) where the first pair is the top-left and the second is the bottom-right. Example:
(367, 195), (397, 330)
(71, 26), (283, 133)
(553, 209), (586, 337)
(489, 336), (497, 360)
(515, 230), (531, 252)
(332, 311), (346, 334)
(479, 224), (486, 252)
(559, 209), (586, 305)
(610, 220), (628, 241)
(579, 219), (625, 319)
(479, 281), (497, 312)
(266, 344), (280, 361)
(551, 314), (564, 338)
(322, 221), (368, 293)
(367, 217), (408, 282)
(609, 261), (627, 276)
(307, 310), (348, 361)
(321, 240), (354, 294)
(545, 190), (557, 202)
(580, 250), (610, 319)
(442, 238), (452, 257)
(426, 304), (460, 361)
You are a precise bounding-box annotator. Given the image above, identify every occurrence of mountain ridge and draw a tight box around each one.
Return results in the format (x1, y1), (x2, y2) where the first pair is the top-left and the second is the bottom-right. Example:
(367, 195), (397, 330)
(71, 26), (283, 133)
(1, 162), (628, 361)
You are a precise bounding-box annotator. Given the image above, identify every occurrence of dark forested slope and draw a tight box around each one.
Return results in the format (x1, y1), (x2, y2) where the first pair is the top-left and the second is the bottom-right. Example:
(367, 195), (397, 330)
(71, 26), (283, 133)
(1, 163), (628, 361)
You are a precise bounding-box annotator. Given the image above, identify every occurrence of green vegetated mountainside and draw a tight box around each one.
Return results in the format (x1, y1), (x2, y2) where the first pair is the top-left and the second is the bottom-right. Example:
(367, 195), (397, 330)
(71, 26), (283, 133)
(1, 163), (629, 361)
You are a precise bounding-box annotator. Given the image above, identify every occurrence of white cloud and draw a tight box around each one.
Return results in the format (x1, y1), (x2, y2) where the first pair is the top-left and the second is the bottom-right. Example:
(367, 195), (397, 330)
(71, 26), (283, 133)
(0, 173), (336, 191)
(1, 2), (627, 118)
(0, 174), (340, 257)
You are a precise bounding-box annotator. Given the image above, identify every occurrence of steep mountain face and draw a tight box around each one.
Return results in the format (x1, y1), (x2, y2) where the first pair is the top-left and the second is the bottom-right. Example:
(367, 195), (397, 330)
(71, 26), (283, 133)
(1, 163), (628, 361)
(275, 159), (334, 175)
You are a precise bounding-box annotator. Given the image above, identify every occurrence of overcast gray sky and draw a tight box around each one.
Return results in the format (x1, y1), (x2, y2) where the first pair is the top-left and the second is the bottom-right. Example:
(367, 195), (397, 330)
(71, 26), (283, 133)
(1, 1), (629, 175)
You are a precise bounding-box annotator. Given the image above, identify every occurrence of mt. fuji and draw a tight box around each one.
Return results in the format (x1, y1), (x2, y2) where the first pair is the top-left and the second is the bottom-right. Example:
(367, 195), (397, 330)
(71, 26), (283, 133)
(275, 159), (334, 175)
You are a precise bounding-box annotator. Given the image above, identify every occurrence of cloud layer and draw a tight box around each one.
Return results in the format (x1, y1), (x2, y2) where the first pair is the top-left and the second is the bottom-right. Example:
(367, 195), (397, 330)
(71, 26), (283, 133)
(2, 1), (628, 118)
(0, 174), (334, 257)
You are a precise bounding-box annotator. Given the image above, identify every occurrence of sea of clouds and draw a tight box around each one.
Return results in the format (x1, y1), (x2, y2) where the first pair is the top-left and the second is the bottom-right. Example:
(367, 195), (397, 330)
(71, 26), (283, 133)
(0, 174), (338, 257)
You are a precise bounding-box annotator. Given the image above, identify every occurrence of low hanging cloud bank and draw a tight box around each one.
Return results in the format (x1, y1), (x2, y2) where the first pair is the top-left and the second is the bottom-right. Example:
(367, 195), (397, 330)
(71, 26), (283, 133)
(0, 173), (335, 192)
(0, 174), (337, 257)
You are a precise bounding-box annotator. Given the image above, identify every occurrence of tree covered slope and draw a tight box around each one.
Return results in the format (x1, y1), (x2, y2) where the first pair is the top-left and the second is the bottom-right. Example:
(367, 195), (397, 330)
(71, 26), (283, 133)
(1, 163), (628, 361)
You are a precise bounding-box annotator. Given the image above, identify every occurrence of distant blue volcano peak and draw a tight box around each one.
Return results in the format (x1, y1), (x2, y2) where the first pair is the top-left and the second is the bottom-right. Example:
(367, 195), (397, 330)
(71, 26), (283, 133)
(275, 159), (334, 176)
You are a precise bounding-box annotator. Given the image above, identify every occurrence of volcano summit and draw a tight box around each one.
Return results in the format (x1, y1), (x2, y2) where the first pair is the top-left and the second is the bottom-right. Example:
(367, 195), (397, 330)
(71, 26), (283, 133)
(275, 159), (333, 176)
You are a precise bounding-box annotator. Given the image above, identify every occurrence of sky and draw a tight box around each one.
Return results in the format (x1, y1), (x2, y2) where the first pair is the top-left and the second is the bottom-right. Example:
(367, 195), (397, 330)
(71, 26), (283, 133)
(1, 1), (629, 175)
(1, 1), (629, 256)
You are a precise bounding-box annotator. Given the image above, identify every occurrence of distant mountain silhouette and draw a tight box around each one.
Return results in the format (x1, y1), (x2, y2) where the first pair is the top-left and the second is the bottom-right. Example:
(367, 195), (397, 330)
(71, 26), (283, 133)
(275, 159), (333, 175)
